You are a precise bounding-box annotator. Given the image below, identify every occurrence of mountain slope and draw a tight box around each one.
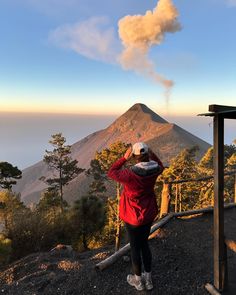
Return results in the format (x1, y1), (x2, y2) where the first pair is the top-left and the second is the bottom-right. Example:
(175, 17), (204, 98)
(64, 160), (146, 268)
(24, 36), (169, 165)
(14, 103), (210, 205)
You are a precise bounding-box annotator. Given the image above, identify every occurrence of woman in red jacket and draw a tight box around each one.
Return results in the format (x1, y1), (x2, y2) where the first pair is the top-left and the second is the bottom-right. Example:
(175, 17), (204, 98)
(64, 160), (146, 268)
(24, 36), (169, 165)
(107, 142), (164, 291)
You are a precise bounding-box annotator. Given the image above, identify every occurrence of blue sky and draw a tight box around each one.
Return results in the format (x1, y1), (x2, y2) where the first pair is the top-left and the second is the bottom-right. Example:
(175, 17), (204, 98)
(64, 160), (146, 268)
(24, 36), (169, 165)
(0, 0), (236, 116)
(0, 0), (236, 168)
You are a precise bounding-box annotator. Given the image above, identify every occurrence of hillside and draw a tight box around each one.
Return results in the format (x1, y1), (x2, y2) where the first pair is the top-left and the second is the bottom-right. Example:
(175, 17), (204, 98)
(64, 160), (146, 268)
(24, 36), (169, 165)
(14, 103), (211, 205)
(1, 207), (236, 294)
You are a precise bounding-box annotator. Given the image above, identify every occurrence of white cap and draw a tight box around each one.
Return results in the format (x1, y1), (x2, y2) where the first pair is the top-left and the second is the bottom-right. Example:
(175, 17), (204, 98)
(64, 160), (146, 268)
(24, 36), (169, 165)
(132, 142), (148, 155)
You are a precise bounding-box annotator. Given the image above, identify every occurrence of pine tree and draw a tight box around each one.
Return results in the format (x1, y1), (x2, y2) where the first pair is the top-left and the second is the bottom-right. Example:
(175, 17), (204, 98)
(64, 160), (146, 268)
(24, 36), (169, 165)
(42, 133), (84, 211)
(0, 162), (22, 190)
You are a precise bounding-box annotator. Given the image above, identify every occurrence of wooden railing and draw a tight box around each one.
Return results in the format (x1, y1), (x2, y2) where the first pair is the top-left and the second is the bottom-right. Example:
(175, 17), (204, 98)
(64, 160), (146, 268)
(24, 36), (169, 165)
(160, 170), (236, 218)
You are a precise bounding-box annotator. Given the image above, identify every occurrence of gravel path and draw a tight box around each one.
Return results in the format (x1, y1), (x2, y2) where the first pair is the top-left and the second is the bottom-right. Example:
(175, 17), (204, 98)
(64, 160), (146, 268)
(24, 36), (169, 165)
(1, 207), (236, 295)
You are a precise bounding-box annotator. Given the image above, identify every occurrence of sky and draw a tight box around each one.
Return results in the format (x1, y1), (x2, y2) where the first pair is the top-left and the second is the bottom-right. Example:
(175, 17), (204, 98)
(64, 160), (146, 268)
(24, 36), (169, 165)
(0, 0), (236, 115)
(0, 0), (236, 168)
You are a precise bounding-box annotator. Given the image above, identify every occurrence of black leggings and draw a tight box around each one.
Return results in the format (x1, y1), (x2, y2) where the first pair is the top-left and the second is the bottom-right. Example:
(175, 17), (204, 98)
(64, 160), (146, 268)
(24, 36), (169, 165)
(125, 222), (152, 276)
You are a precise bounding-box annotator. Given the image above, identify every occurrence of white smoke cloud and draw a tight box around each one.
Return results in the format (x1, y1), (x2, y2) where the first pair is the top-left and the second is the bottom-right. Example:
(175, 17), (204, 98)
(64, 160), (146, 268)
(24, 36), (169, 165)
(49, 17), (121, 63)
(118, 0), (181, 92)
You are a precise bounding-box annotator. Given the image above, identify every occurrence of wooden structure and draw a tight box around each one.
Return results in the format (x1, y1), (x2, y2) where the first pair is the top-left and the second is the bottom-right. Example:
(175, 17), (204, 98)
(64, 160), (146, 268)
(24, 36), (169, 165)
(159, 170), (236, 217)
(199, 104), (236, 292)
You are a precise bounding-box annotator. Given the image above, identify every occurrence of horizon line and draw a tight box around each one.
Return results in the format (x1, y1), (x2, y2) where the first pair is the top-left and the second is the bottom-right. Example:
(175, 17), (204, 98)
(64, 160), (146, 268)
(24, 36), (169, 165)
(0, 110), (206, 118)
(0, 110), (120, 116)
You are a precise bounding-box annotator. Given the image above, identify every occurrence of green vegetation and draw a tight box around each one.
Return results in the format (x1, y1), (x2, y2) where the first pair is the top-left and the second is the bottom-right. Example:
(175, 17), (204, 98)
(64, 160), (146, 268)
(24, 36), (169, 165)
(0, 234), (11, 265)
(0, 136), (235, 267)
(161, 146), (201, 211)
(159, 144), (236, 210)
(71, 195), (105, 250)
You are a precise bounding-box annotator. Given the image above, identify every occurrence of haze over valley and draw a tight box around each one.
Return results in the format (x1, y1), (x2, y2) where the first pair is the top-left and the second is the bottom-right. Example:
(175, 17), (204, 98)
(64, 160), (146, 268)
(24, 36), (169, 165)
(1, 108), (236, 170)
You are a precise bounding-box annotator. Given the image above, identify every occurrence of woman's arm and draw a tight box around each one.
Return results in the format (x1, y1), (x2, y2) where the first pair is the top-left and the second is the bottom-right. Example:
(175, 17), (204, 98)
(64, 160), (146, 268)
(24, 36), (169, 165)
(107, 147), (132, 183)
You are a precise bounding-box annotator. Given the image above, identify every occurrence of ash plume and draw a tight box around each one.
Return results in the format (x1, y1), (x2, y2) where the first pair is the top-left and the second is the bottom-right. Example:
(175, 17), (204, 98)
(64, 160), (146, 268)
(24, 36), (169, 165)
(118, 0), (181, 97)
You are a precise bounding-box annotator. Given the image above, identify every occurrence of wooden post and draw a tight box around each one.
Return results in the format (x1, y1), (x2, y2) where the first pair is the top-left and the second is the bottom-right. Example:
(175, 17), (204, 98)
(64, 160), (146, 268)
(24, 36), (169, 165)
(115, 183), (121, 252)
(160, 183), (171, 217)
(175, 184), (178, 213)
(224, 240), (228, 290)
(179, 184), (182, 212)
(234, 174), (236, 203)
(213, 114), (226, 291)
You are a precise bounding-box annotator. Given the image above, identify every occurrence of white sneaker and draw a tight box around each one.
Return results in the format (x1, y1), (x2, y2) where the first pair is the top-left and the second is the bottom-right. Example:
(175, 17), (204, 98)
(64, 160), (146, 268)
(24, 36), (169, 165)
(142, 272), (154, 290)
(127, 274), (145, 291)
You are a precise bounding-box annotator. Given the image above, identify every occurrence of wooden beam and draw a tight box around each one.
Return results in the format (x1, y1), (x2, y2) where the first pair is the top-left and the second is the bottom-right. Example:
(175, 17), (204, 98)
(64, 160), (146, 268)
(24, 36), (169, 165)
(205, 283), (221, 295)
(225, 239), (236, 253)
(174, 203), (236, 217)
(213, 114), (226, 291)
(209, 104), (236, 112)
(198, 111), (236, 119)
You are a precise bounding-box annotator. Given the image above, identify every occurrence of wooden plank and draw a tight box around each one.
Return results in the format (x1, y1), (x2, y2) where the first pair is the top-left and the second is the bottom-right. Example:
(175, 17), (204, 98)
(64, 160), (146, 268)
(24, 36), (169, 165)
(225, 239), (236, 253)
(150, 213), (174, 234)
(174, 203), (236, 218)
(175, 207), (214, 217)
(208, 104), (236, 119)
(209, 104), (236, 113)
(198, 111), (236, 119)
(213, 114), (226, 291)
(199, 105), (236, 119)
(205, 283), (221, 295)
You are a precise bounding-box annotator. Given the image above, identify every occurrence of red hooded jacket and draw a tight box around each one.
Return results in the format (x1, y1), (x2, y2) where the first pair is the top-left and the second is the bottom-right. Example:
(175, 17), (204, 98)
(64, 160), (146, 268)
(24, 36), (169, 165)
(107, 153), (164, 226)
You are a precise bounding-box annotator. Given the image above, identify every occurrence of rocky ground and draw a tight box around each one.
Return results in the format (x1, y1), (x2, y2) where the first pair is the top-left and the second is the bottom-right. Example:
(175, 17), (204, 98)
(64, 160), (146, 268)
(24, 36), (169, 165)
(0, 207), (236, 295)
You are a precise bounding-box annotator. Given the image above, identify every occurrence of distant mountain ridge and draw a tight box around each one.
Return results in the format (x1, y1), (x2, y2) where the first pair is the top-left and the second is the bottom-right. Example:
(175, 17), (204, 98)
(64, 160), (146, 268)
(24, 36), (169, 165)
(14, 103), (211, 205)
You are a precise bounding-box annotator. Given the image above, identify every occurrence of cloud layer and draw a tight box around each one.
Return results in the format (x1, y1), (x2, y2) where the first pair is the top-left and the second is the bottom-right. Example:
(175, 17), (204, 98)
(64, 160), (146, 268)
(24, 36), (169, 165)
(49, 17), (120, 63)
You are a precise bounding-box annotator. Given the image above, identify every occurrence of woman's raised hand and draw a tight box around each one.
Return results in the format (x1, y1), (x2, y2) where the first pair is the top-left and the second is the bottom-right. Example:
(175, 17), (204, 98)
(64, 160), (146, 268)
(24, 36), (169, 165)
(124, 147), (133, 160)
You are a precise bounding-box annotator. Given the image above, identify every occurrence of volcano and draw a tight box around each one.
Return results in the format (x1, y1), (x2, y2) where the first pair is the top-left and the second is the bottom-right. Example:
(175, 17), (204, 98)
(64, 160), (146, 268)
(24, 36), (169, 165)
(14, 103), (210, 205)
